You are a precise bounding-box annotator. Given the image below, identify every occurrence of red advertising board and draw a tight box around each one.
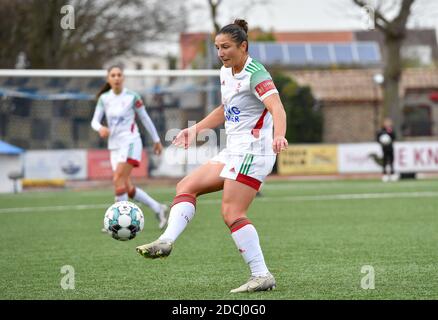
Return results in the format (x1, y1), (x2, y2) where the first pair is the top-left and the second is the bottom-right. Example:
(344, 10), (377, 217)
(87, 149), (148, 179)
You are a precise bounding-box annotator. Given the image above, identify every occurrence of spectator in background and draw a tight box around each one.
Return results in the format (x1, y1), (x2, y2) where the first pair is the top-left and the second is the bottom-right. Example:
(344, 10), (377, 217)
(376, 118), (397, 182)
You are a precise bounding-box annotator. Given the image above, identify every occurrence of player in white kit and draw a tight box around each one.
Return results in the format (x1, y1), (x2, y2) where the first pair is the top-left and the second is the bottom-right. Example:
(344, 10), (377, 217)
(136, 20), (288, 293)
(91, 66), (169, 229)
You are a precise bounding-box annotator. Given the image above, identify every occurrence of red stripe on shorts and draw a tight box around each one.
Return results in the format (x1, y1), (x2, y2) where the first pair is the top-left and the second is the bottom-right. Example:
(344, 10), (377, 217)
(127, 158), (140, 167)
(236, 173), (262, 191)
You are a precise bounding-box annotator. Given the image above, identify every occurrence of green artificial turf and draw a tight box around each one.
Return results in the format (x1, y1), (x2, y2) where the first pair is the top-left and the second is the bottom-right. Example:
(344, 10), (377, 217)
(0, 179), (437, 299)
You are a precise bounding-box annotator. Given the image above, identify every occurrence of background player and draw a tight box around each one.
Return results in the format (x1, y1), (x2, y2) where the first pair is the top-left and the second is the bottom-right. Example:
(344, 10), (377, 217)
(136, 20), (288, 293)
(376, 117), (397, 182)
(91, 65), (169, 229)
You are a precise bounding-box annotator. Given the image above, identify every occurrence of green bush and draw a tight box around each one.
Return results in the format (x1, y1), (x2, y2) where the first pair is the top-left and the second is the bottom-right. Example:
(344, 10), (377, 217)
(272, 71), (323, 143)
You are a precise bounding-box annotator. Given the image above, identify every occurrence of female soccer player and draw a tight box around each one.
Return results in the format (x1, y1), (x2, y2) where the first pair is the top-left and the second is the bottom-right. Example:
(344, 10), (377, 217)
(91, 65), (169, 229)
(136, 20), (288, 293)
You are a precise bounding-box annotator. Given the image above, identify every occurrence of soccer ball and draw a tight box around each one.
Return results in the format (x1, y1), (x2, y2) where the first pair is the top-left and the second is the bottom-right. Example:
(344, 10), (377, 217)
(103, 201), (144, 241)
(379, 133), (392, 145)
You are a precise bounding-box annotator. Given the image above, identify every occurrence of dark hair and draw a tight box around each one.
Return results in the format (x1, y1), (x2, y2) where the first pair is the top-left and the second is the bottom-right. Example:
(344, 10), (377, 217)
(217, 19), (249, 52)
(96, 65), (124, 99)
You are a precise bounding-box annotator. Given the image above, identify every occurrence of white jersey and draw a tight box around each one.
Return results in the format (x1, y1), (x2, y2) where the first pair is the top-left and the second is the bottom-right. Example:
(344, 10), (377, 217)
(220, 56), (278, 156)
(91, 88), (160, 150)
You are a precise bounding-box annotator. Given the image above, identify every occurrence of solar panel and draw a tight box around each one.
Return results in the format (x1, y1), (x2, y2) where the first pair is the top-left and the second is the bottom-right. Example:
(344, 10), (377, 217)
(334, 44), (354, 64)
(218, 42), (381, 67)
(288, 45), (307, 65)
(264, 43), (285, 64)
(248, 45), (262, 62)
(310, 45), (331, 65)
(356, 42), (381, 63)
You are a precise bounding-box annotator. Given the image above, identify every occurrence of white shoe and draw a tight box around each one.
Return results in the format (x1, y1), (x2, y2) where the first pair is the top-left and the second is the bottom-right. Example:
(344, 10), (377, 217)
(390, 174), (399, 182)
(156, 204), (170, 229)
(136, 238), (173, 259)
(230, 273), (276, 293)
(382, 175), (390, 182)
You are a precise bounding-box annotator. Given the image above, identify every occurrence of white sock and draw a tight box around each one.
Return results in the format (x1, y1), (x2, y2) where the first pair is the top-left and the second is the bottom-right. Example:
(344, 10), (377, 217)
(231, 223), (269, 277)
(159, 195), (196, 242)
(132, 187), (162, 213)
(115, 193), (128, 201)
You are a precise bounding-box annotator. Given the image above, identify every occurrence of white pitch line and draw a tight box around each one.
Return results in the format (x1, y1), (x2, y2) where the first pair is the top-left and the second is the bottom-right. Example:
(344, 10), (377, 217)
(1, 191), (438, 214)
(0, 204), (109, 214)
(263, 181), (438, 191)
(250, 191), (438, 202)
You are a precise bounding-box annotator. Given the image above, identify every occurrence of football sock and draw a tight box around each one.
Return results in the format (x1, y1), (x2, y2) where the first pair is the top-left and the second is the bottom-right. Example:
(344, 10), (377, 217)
(229, 218), (269, 277)
(115, 186), (128, 201)
(128, 187), (162, 213)
(159, 193), (196, 242)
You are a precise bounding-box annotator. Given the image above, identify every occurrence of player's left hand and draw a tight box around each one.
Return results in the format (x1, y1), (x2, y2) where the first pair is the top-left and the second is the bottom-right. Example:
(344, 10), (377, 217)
(272, 136), (288, 154)
(153, 142), (163, 155)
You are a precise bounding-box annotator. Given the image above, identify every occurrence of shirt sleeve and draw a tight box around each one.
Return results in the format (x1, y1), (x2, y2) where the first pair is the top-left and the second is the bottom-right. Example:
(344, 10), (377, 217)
(250, 69), (279, 101)
(133, 94), (161, 143)
(91, 97), (104, 132)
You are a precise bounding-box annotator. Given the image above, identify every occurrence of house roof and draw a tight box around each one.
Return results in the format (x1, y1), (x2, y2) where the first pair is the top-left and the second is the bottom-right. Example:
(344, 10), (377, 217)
(289, 68), (438, 102)
(274, 31), (354, 43)
(180, 33), (209, 69)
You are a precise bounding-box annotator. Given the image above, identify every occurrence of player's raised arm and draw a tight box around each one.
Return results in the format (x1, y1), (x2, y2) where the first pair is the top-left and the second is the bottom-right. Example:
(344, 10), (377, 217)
(173, 104), (225, 149)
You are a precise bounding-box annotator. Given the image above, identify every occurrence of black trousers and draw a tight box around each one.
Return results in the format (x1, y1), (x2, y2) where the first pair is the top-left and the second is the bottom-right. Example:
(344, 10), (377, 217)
(382, 148), (394, 174)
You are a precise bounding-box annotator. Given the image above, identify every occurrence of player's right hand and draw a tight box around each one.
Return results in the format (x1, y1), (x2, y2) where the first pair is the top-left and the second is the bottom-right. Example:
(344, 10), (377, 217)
(172, 127), (196, 149)
(98, 126), (110, 138)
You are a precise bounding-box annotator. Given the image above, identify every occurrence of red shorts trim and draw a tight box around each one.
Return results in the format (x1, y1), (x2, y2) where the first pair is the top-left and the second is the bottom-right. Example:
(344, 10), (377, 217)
(236, 173), (262, 191)
(127, 158), (140, 167)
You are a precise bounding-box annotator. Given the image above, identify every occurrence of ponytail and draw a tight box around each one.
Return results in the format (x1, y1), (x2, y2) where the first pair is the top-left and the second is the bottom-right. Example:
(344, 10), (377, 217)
(96, 82), (111, 99)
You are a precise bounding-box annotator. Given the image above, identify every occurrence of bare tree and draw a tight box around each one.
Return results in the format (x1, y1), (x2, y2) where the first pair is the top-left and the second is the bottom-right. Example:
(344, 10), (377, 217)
(352, 0), (416, 137)
(0, 0), (187, 69)
(207, 0), (223, 33)
(205, 0), (271, 34)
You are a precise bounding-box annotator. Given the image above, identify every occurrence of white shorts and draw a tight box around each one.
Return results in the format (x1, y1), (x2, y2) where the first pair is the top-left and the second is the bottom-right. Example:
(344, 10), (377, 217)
(110, 138), (143, 171)
(210, 149), (276, 191)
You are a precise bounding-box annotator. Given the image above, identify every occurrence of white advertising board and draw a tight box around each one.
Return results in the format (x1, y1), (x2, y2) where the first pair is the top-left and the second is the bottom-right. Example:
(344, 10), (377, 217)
(25, 150), (87, 180)
(338, 142), (438, 173)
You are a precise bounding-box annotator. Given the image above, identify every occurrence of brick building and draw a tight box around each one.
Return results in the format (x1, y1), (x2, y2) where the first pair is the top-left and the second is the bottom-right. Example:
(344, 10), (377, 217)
(290, 68), (438, 143)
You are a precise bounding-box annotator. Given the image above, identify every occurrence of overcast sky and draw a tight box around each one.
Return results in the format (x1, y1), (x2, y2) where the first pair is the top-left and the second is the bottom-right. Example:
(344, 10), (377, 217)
(186, 0), (438, 32)
(147, 0), (438, 56)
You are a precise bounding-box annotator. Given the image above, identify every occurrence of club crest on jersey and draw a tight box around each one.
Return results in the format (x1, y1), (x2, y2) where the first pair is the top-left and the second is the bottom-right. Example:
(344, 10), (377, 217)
(225, 105), (240, 123)
(255, 80), (276, 97)
(235, 82), (241, 93)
